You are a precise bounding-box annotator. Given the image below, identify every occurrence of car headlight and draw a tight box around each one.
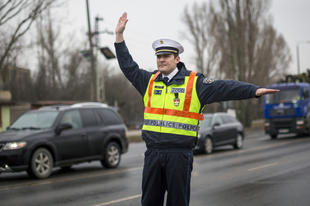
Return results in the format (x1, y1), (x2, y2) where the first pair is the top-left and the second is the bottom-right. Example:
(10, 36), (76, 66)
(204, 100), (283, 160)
(198, 133), (201, 139)
(3, 142), (27, 150)
(296, 120), (304, 125)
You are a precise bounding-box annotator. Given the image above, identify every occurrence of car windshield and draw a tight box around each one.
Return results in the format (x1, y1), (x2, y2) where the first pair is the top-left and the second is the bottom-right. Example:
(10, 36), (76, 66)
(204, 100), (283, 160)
(200, 116), (212, 128)
(264, 88), (300, 104)
(9, 111), (60, 130)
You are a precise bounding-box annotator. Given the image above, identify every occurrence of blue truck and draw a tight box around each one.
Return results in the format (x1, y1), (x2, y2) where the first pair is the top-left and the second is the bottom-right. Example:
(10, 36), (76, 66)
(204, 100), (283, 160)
(263, 80), (310, 139)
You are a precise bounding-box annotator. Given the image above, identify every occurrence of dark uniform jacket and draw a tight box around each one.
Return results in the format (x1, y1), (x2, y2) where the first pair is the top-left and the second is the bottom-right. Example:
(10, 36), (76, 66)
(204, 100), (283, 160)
(115, 41), (260, 149)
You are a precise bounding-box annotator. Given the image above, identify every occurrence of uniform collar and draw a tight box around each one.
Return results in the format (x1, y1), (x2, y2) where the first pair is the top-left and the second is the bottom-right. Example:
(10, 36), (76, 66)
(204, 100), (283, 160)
(162, 68), (178, 82)
(155, 62), (188, 85)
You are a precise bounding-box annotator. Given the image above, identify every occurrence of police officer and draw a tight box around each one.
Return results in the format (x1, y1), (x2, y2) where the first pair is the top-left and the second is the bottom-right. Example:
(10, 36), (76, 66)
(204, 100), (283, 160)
(114, 12), (279, 206)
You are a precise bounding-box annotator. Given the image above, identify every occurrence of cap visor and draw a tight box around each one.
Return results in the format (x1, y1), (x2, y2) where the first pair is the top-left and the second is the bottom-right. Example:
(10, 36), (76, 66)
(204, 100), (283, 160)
(155, 51), (176, 55)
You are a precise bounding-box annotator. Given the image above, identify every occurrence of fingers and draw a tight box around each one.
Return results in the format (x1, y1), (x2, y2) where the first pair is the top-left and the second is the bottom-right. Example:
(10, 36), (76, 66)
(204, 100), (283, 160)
(115, 12), (128, 42)
(255, 88), (280, 96)
(122, 12), (127, 20)
(268, 89), (280, 94)
(116, 12), (128, 31)
(266, 89), (280, 94)
(118, 12), (128, 24)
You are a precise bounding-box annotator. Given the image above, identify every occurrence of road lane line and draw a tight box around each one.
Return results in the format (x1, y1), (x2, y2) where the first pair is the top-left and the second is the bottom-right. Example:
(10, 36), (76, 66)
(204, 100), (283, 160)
(247, 162), (279, 171)
(91, 194), (141, 206)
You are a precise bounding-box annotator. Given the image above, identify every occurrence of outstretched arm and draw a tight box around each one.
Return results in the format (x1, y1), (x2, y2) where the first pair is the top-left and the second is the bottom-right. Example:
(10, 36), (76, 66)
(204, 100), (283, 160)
(197, 78), (280, 104)
(115, 12), (128, 43)
(255, 88), (279, 97)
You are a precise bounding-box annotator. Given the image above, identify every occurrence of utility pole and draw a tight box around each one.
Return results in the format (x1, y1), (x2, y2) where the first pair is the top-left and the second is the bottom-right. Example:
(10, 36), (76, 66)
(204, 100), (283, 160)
(95, 16), (105, 103)
(297, 44), (300, 75)
(94, 16), (114, 103)
(84, 1), (114, 103)
(86, 0), (97, 102)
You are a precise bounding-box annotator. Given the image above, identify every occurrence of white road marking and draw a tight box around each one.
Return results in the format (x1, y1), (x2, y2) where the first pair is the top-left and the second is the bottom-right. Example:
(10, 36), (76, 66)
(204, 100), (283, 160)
(247, 162), (279, 171)
(91, 194), (141, 206)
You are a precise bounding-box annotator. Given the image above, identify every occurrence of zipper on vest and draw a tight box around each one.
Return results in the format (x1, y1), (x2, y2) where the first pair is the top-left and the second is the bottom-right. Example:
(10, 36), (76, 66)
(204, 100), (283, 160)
(160, 85), (168, 135)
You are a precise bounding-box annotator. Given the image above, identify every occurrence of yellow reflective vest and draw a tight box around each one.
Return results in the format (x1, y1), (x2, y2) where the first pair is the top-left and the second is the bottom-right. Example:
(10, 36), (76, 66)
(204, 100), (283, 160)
(142, 71), (204, 137)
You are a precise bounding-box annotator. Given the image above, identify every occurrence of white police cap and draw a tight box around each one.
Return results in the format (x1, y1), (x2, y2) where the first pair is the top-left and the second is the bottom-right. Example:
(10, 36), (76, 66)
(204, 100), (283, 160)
(152, 38), (184, 55)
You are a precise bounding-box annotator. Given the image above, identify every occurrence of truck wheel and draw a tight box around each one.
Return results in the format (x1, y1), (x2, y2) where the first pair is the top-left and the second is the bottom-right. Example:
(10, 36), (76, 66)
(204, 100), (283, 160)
(101, 142), (121, 168)
(27, 148), (53, 179)
(270, 134), (278, 139)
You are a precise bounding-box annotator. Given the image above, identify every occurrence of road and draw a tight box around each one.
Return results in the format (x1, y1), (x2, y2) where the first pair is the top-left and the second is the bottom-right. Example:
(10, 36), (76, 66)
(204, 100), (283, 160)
(1, 129), (310, 206)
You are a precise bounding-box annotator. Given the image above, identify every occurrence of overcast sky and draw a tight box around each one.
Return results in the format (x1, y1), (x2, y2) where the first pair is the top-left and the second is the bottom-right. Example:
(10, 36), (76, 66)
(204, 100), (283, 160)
(59, 0), (310, 80)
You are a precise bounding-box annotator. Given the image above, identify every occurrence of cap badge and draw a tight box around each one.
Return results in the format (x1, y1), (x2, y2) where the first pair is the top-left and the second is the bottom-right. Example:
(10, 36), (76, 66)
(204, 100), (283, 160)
(160, 40), (164, 44)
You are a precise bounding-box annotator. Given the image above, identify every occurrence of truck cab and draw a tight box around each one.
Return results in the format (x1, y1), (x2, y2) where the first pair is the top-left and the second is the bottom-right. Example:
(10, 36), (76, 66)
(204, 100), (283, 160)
(263, 82), (310, 139)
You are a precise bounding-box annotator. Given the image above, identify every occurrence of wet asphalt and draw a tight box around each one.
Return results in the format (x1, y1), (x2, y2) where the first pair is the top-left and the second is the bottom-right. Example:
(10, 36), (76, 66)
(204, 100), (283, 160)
(1, 129), (310, 206)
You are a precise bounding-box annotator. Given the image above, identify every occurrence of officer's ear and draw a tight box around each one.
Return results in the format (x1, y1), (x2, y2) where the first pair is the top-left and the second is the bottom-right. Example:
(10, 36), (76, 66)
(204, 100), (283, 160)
(175, 55), (180, 63)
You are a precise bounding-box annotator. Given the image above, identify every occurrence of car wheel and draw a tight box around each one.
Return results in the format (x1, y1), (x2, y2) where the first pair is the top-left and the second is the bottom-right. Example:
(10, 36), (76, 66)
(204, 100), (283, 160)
(101, 142), (121, 168)
(27, 148), (53, 179)
(234, 133), (244, 149)
(203, 137), (213, 154)
(270, 134), (278, 139)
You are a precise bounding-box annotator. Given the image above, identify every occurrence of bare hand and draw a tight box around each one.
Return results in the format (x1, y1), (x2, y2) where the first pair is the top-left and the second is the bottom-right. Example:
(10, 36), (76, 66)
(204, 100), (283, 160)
(255, 88), (280, 96)
(115, 12), (128, 43)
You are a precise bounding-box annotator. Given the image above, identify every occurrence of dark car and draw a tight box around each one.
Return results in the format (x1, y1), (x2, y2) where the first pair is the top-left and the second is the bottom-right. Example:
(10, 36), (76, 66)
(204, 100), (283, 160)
(194, 113), (244, 154)
(0, 102), (128, 179)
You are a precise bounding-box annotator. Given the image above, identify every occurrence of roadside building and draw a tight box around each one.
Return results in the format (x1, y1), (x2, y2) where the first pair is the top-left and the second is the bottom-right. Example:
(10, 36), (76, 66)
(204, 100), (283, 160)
(0, 91), (14, 132)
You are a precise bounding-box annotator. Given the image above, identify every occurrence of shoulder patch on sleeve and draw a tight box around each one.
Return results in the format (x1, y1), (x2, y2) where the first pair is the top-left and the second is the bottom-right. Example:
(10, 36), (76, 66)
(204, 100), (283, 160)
(203, 78), (215, 84)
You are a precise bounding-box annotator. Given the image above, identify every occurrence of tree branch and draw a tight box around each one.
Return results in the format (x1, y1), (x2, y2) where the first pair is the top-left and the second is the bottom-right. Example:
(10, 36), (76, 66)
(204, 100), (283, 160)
(0, 0), (56, 73)
(0, 0), (28, 26)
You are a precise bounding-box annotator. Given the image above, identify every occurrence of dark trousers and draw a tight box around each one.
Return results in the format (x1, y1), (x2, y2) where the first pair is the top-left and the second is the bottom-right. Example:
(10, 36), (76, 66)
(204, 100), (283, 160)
(141, 148), (193, 206)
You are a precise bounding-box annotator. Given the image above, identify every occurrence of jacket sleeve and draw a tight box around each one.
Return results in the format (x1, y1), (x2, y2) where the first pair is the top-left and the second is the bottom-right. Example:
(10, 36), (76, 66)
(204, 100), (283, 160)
(196, 75), (260, 105)
(114, 41), (153, 96)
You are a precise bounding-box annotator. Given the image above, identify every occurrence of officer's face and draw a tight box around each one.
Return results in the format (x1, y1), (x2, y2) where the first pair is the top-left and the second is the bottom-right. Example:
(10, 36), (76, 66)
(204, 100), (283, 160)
(156, 54), (180, 75)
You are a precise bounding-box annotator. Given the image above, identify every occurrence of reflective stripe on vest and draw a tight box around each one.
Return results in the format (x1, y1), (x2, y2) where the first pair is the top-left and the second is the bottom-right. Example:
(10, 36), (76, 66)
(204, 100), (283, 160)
(142, 71), (204, 137)
(147, 71), (161, 107)
(144, 119), (200, 132)
(145, 71), (204, 120)
(144, 107), (204, 120)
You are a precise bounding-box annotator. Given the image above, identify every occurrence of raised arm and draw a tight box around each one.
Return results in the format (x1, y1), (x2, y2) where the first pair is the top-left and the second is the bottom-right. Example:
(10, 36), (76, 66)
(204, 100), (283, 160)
(115, 12), (128, 43)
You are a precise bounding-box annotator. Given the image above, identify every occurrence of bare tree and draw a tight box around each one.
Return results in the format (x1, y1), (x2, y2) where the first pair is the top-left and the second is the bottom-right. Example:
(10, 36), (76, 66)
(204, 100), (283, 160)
(211, 0), (291, 126)
(209, 0), (291, 84)
(182, 2), (218, 76)
(33, 9), (93, 101)
(62, 49), (90, 100)
(0, 0), (57, 89)
(104, 70), (144, 127)
(183, 0), (292, 126)
(35, 9), (65, 99)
